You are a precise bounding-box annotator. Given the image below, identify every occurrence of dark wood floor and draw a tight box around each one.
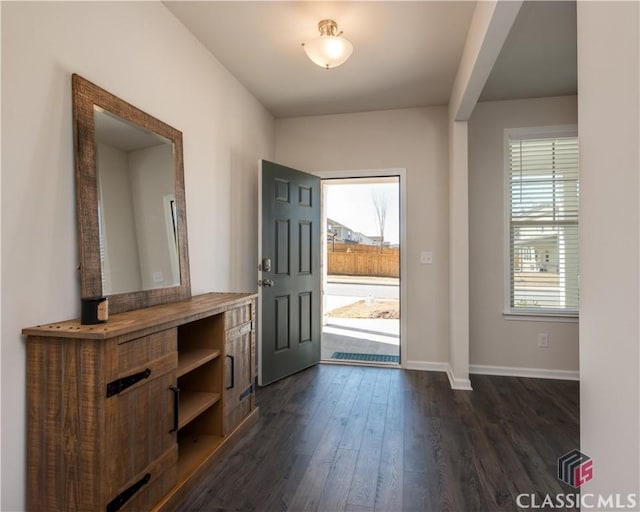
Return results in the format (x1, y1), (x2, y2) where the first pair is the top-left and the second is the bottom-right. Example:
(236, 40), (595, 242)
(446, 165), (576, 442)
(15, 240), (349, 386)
(178, 364), (579, 512)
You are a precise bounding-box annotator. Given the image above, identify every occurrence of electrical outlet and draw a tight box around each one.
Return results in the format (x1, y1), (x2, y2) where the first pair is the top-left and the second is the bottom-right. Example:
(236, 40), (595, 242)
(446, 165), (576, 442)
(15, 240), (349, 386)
(420, 251), (433, 264)
(538, 333), (549, 348)
(153, 271), (164, 283)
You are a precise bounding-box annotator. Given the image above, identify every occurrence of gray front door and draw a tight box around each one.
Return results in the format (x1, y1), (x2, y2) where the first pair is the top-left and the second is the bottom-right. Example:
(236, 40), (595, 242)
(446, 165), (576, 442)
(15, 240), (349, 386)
(258, 160), (321, 386)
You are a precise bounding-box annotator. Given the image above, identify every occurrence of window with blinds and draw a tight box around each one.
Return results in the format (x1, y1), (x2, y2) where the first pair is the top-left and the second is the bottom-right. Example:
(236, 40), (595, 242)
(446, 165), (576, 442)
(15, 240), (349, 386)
(508, 133), (579, 313)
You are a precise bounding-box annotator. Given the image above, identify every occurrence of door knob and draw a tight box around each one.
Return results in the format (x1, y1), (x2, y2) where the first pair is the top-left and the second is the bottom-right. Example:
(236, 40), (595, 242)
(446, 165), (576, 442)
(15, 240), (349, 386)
(260, 279), (274, 287)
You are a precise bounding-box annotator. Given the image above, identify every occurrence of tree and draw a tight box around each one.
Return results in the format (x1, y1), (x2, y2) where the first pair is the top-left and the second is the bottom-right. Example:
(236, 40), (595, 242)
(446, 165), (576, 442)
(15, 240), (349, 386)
(371, 189), (389, 253)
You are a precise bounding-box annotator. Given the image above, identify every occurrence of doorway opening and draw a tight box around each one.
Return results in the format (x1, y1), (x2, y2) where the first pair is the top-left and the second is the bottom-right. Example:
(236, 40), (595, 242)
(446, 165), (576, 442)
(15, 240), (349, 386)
(320, 176), (401, 366)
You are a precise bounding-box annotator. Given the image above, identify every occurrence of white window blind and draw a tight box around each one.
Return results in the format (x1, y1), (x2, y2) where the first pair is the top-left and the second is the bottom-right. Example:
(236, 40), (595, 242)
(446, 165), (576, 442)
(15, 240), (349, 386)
(508, 135), (579, 313)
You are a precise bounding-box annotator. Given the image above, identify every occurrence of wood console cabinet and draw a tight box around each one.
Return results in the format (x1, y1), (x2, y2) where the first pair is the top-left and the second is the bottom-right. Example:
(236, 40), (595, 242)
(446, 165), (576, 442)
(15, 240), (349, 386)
(23, 293), (258, 512)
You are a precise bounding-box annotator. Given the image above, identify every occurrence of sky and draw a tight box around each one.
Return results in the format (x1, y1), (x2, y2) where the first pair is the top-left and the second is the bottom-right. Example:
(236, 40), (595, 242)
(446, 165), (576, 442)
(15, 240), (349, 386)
(324, 180), (400, 244)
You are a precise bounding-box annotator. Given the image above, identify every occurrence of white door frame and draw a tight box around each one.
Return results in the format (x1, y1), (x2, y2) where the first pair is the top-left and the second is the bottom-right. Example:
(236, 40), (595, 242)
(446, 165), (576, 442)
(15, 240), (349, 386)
(312, 168), (407, 368)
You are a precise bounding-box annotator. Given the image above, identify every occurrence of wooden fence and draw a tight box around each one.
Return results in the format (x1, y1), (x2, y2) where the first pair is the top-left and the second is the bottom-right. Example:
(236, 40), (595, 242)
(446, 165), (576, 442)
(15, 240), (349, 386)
(327, 243), (390, 254)
(327, 248), (399, 277)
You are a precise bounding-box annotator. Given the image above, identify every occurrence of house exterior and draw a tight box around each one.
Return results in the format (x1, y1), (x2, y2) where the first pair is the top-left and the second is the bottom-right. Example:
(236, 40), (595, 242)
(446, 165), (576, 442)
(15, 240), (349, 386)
(367, 235), (391, 249)
(327, 218), (377, 245)
(327, 217), (357, 243)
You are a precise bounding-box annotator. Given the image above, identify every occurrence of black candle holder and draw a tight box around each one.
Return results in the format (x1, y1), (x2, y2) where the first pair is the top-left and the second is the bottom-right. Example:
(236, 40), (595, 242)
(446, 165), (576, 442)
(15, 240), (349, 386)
(81, 296), (108, 325)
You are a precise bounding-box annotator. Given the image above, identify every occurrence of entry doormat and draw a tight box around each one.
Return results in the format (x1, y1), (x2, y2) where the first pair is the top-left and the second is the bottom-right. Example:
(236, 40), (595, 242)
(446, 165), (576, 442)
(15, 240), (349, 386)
(331, 352), (400, 363)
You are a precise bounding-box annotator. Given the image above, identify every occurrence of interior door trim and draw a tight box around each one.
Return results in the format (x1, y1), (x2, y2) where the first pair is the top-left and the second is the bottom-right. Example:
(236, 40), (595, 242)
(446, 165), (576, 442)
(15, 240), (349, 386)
(257, 161), (264, 385)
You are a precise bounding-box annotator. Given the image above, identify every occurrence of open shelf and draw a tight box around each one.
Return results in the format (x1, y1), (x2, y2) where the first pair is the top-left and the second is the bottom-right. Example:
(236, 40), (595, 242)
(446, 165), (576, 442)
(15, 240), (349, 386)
(177, 434), (224, 480)
(178, 391), (221, 430)
(177, 348), (221, 377)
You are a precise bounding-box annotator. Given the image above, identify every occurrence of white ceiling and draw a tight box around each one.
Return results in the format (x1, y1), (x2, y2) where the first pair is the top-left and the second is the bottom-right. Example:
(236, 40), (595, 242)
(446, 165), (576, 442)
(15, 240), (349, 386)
(164, 1), (577, 119)
(480, 1), (577, 102)
(164, 1), (476, 118)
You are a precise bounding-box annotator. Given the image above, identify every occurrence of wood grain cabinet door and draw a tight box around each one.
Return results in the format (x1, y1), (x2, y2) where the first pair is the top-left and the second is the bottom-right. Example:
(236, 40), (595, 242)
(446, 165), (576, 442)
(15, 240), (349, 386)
(223, 329), (253, 435)
(104, 330), (179, 511)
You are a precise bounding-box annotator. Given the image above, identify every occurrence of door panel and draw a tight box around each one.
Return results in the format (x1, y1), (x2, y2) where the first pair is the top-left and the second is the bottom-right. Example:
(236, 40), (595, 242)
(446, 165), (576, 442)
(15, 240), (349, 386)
(223, 330), (252, 434)
(274, 294), (290, 351)
(275, 220), (290, 275)
(299, 221), (312, 274)
(259, 160), (321, 386)
(299, 292), (312, 343)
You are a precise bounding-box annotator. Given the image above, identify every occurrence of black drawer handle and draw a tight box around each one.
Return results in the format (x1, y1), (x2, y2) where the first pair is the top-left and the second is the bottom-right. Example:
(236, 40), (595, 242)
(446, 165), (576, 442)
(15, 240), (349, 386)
(106, 473), (151, 512)
(226, 354), (235, 390)
(169, 385), (180, 433)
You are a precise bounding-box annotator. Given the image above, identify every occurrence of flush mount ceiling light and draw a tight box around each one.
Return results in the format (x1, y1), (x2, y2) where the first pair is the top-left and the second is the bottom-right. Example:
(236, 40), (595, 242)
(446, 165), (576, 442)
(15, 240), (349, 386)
(302, 19), (353, 70)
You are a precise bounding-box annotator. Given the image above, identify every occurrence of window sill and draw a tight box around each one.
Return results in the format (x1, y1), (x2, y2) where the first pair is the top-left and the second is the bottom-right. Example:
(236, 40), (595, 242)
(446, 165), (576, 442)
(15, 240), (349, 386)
(503, 310), (579, 323)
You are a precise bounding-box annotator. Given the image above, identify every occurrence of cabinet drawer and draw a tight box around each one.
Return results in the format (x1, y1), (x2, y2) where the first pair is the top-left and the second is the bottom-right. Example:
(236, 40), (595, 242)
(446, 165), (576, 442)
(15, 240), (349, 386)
(117, 329), (177, 374)
(112, 330), (177, 399)
(225, 304), (253, 330)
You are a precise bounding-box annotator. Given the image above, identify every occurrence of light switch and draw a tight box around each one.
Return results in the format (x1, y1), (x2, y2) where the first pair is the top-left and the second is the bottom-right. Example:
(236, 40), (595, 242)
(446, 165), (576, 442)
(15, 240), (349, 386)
(420, 251), (433, 264)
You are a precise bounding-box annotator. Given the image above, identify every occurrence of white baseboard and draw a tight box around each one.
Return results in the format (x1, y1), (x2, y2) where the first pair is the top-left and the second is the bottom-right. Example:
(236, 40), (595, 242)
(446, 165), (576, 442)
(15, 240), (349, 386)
(404, 360), (449, 372)
(403, 361), (578, 386)
(404, 361), (473, 390)
(469, 364), (580, 381)
(446, 364), (473, 390)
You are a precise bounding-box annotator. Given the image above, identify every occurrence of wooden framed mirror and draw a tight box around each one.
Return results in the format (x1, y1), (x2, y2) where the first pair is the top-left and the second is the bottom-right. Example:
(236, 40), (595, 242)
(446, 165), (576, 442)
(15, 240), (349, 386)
(72, 74), (190, 314)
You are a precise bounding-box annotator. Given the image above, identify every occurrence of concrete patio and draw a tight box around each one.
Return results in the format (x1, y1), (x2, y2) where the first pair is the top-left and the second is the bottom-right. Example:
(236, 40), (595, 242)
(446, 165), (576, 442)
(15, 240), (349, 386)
(322, 277), (400, 363)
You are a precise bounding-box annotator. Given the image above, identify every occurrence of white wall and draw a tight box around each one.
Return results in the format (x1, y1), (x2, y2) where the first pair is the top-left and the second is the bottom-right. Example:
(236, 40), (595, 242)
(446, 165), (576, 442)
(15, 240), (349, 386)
(1, 2), (274, 509)
(276, 107), (450, 366)
(578, 1), (639, 500)
(468, 96), (579, 374)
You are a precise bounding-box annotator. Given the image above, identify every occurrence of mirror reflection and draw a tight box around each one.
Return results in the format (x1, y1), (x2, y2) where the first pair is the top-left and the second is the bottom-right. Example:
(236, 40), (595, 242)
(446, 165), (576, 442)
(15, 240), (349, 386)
(94, 107), (180, 295)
